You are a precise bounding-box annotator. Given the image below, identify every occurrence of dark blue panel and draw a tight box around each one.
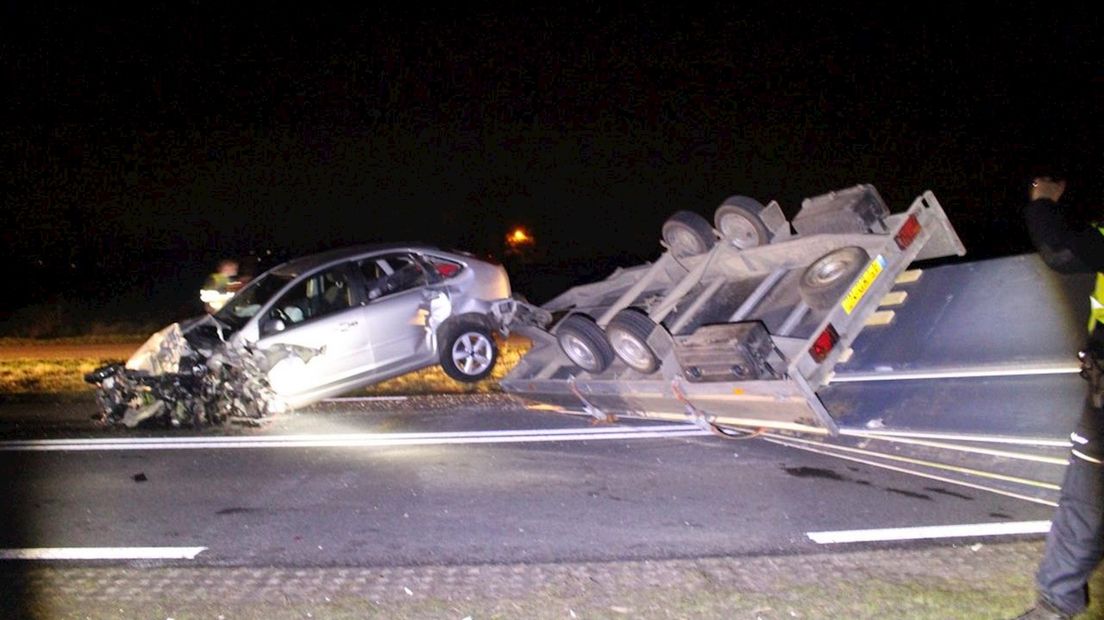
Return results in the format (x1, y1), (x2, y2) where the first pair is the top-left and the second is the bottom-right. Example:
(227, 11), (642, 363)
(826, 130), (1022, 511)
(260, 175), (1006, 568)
(838, 254), (1092, 373)
(823, 373), (1084, 439)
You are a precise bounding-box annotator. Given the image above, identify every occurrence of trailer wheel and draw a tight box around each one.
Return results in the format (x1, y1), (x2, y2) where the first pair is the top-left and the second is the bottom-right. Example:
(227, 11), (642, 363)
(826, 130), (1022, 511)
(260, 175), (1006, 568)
(714, 196), (770, 249)
(662, 210), (716, 258)
(799, 246), (870, 310)
(439, 322), (498, 382)
(606, 309), (662, 374)
(556, 314), (614, 374)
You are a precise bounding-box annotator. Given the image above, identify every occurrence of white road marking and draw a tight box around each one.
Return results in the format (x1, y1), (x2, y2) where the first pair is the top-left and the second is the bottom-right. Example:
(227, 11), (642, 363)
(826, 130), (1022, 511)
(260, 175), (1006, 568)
(0, 547), (207, 560)
(762, 434), (1059, 507)
(807, 521), (1051, 544)
(0, 425), (709, 452)
(839, 428), (1070, 447)
(322, 396), (408, 402)
(831, 363), (1078, 383)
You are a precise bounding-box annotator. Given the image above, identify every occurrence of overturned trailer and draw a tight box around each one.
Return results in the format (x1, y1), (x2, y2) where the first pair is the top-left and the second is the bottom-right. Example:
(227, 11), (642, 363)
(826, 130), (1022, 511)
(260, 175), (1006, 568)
(503, 184), (1088, 506)
(502, 184), (966, 434)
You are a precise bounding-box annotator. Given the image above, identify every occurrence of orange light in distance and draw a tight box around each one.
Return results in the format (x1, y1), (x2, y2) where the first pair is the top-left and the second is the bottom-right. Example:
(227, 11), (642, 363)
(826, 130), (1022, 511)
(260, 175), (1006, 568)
(506, 226), (535, 248)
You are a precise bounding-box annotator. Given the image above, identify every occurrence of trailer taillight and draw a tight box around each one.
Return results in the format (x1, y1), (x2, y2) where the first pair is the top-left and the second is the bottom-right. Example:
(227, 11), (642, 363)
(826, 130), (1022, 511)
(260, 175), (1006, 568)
(810, 324), (839, 363)
(895, 214), (922, 250)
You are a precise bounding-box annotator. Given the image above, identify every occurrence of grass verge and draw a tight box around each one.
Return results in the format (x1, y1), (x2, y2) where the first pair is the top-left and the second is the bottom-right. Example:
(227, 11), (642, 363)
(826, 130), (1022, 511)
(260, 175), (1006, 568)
(0, 339), (531, 396)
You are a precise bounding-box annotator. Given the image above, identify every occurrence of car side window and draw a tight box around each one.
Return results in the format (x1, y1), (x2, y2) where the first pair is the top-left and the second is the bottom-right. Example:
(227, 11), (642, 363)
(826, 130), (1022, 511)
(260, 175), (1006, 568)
(269, 267), (353, 326)
(360, 254), (428, 300)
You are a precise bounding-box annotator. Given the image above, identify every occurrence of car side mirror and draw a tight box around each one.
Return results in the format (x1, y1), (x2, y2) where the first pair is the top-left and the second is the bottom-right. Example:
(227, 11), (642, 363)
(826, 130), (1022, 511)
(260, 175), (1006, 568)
(261, 318), (286, 336)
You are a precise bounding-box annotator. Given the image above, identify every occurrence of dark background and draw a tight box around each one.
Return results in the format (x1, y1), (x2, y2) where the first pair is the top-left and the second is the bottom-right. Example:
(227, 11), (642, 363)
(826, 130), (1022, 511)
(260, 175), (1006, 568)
(1, 3), (1100, 334)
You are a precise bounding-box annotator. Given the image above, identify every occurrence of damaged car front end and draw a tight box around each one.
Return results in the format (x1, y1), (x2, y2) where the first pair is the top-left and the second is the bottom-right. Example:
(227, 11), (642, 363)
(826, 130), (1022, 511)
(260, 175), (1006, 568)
(85, 319), (299, 427)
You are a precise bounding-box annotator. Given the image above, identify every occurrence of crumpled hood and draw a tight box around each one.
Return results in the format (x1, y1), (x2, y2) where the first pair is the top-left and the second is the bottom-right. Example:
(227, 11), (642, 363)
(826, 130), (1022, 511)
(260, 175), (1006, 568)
(125, 323), (193, 374)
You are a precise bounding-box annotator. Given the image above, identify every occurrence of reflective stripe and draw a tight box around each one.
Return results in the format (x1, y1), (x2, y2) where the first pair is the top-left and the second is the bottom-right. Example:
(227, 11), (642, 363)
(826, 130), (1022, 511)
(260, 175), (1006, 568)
(1091, 227), (1104, 332)
(1091, 272), (1104, 333)
(1071, 432), (1089, 445)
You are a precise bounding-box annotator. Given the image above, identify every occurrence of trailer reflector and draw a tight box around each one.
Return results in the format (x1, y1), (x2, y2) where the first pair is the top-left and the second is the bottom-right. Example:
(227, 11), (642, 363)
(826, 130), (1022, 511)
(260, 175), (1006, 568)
(810, 324), (839, 363)
(895, 214), (922, 250)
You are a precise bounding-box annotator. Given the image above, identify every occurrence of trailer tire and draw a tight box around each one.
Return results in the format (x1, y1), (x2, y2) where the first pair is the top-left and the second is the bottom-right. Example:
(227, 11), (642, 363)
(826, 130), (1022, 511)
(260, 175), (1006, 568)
(556, 314), (614, 374)
(606, 309), (662, 374)
(439, 322), (498, 382)
(662, 211), (716, 258)
(799, 246), (870, 310)
(714, 196), (769, 249)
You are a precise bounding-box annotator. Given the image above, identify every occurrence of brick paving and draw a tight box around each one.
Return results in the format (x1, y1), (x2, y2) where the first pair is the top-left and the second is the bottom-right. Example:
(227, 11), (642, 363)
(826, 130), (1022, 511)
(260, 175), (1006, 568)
(0, 541), (1058, 619)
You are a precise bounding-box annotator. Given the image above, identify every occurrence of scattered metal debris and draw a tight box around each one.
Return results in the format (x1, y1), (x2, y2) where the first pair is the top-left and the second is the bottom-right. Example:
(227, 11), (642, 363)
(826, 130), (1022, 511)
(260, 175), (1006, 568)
(85, 317), (302, 428)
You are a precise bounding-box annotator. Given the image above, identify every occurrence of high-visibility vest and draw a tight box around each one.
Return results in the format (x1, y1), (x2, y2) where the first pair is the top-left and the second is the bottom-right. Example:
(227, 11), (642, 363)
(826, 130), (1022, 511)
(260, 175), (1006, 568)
(1091, 226), (1104, 334)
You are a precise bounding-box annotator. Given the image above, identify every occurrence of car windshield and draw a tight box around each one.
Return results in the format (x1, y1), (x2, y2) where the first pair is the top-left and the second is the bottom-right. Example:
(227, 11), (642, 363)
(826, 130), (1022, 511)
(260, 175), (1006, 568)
(215, 272), (295, 330)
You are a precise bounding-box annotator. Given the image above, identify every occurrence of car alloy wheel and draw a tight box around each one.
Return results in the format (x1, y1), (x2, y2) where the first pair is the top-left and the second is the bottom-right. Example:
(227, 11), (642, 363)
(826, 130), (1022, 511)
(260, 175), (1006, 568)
(451, 331), (495, 376)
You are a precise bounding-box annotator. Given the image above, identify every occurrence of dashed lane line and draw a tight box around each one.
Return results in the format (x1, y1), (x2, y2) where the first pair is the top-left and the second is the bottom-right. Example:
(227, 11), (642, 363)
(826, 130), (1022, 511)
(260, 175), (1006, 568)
(0, 547), (207, 560)
(807, 521), (1051, 544)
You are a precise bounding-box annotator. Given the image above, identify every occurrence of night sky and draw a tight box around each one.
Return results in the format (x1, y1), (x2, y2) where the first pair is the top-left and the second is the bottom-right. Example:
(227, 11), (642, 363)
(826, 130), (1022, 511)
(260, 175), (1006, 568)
(2, 4), (1101, 332)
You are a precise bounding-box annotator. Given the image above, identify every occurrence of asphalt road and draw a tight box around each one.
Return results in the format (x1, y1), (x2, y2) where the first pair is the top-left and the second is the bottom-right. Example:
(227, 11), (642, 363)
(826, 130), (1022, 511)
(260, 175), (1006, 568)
(0, 395), (1055, 568)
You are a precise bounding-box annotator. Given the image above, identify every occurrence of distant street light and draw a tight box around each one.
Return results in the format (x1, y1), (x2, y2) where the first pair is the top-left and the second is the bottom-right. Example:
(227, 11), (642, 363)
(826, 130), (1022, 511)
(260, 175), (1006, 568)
(505, 226), (535, 253)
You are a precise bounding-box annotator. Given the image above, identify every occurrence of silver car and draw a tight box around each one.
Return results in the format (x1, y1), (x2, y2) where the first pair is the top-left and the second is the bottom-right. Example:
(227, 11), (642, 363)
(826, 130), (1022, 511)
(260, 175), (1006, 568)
(87, 244), (523, 426)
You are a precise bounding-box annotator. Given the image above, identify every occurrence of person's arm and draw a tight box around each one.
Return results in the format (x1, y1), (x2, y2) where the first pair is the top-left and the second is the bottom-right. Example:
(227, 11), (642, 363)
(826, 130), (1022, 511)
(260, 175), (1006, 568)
(1024, 178), (1104, 273)
(1025, 199), (1086, 272)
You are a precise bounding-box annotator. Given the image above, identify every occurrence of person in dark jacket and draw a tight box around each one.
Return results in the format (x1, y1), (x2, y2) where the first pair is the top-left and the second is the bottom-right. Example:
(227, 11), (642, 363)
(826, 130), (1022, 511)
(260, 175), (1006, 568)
(1015, 176), (1104, 619)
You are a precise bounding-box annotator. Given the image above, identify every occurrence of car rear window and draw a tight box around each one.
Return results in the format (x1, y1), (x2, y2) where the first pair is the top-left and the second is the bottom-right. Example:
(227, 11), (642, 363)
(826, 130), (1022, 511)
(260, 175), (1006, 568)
(425, 256), (463, 279)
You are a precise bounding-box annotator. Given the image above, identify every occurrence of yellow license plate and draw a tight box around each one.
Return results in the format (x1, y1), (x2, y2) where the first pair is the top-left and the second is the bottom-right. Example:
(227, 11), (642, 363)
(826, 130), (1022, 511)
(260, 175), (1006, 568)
(842, 255), (885, 314)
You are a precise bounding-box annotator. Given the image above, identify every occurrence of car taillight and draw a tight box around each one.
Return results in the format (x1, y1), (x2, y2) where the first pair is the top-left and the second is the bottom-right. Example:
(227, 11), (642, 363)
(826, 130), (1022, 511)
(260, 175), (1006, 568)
(895, 214), (922, 250)
(810, 324), (839, 363)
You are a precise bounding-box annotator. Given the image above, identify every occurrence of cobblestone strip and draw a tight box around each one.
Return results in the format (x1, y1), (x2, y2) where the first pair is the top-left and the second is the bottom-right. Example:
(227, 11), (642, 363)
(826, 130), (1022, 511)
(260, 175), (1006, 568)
(0, 541), (1043, 607)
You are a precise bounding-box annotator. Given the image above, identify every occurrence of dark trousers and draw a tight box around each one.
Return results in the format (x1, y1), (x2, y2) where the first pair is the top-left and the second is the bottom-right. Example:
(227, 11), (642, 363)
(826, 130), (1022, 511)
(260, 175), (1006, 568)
(1036, 395), (1104, 615)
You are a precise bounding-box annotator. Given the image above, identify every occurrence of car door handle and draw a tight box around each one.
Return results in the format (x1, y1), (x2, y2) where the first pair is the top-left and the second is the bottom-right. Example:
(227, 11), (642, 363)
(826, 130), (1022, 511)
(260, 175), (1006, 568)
(338, 321), (359, 331)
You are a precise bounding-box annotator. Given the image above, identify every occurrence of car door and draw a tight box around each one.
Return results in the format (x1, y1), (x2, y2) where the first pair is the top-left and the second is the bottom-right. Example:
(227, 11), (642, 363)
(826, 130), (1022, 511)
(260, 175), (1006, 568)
(358, 252), (434, 369)
(255, 263), (373, 397)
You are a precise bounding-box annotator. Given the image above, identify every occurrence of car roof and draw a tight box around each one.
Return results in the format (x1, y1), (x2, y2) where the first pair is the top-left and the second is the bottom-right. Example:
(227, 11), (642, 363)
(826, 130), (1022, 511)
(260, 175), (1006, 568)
(268, 243), (467, 278)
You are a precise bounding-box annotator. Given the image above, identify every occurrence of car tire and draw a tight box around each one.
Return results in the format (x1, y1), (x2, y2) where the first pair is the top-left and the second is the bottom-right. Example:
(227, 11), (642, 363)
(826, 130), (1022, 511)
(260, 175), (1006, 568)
(556, 314), (614, 374)
(606, 309), (662, 374)
(714, 196), (770, 249)
(604, 306), (662, 370)
(799, 246), (870, 310)
(439, 322), (498, 382)
(662, 210), (716, 258)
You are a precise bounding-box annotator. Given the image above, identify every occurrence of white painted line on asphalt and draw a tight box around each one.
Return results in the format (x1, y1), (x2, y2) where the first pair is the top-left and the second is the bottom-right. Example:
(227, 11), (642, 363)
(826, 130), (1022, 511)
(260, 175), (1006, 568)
(765, 433), (1061, 490)
(0, 425), (709, 452)
(830, 364), (1078, 383)
(835, 433), (1069, 465)
(0, 547), (207, 560)
(839, 428), (1070, 448)
(761, 435), (1059, 507)
(807, 521), (1051, 544)
(322, 396), (409, 402)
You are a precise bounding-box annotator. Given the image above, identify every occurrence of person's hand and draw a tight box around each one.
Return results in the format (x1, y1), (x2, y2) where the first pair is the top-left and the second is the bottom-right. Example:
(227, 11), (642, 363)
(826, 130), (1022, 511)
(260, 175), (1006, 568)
(1031, 176), (1066, 202)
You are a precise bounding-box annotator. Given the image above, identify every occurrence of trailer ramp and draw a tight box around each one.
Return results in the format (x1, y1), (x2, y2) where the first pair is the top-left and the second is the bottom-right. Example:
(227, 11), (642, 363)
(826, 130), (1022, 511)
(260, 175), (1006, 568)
(805, 253), (1090, 506)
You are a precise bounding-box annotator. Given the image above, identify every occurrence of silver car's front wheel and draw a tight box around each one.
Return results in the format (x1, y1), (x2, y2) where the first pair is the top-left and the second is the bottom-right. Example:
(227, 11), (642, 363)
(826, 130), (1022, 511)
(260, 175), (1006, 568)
(440, 324), (498, 382)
